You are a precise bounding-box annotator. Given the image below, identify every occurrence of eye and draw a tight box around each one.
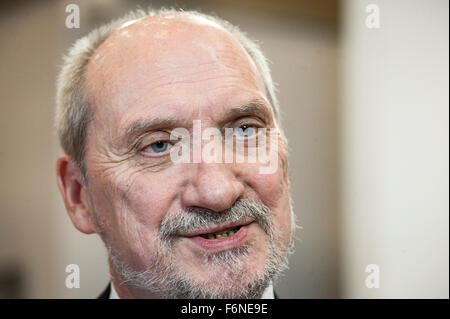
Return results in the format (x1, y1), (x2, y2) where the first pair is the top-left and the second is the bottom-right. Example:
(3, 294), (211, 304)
(236, 125), (256, 138)
(144, 140), (171, 154)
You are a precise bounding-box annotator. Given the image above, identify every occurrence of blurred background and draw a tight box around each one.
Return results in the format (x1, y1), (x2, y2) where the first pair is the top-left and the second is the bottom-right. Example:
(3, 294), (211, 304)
(0, 0), (448, 298)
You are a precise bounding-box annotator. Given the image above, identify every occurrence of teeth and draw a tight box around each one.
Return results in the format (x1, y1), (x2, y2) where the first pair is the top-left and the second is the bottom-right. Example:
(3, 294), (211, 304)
(200, 227), (239, 239)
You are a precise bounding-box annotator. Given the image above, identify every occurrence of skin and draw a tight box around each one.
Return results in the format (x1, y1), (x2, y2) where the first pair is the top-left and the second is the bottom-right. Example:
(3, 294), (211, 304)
(56, 15), (292, 298)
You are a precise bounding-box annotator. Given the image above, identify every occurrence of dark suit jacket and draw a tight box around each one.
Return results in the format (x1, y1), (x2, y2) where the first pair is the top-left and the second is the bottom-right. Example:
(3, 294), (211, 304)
(97, 283), (279, 299)
(98, 284), (111, 299)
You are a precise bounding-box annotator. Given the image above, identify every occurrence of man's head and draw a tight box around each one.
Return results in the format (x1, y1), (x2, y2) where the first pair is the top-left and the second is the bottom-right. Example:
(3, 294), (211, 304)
(56, 8), (295, 299)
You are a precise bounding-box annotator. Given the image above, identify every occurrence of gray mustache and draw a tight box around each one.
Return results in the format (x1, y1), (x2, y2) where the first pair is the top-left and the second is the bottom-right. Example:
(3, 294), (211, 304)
(159, 198), (273, 245)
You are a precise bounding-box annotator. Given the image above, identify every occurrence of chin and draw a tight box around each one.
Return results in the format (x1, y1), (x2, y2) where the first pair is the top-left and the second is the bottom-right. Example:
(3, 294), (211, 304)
(170, 245), (272, 299)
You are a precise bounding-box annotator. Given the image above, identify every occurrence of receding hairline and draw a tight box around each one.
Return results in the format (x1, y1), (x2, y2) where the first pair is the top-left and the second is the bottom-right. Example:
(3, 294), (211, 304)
(87, 13), (256, 76)
(84, 13), (267, 120)
(117, 12), (228, 32)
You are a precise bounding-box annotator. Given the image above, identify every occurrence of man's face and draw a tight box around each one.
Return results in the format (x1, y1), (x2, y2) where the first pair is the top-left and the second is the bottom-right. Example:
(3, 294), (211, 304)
(82, 16), (292, 298)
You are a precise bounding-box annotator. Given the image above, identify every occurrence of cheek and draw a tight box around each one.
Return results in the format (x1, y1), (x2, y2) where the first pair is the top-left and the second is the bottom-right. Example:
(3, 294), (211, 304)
(239, 153), (292, 247)
(240, 151), (286, 211)
(112, 168), (183, 233)
(120, 176), (168, 224)
(87, 165), (184, 259)
(252, 171), (290, 231)
(251, 171), (283, 207)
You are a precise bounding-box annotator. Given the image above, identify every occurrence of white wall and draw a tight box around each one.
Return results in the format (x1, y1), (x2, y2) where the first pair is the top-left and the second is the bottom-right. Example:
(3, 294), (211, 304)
(0, 2), (61, 298)
(0, 1), (110, 298)
(339, 0), (449, 298)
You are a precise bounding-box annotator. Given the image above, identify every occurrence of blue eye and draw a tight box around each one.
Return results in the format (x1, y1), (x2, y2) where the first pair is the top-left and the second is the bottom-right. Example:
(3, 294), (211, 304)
(149, 141), (169, 153)
(236, 125), (256, 138)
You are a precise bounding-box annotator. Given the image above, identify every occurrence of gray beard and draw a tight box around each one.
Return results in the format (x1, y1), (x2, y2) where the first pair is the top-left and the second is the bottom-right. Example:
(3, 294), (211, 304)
(104, 198), (295, 299)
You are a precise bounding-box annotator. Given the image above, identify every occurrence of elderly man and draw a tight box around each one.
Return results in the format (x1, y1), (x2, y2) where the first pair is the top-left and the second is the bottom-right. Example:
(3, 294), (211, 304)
(55, 8), (295, 299)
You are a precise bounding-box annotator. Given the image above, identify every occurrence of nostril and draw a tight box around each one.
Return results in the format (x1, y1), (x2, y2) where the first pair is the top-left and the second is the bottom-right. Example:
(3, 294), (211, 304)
(181, 168), (245, 213)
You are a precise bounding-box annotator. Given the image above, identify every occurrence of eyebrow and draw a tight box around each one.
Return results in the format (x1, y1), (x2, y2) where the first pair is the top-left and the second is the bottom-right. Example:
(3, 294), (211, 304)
(224, 100), (272, 121)
(117, 100), (272, 148)
(119, 117), (183, 148)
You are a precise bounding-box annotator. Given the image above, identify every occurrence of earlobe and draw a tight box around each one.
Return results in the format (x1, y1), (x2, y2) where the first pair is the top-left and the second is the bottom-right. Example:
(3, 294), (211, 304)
(56, 155), (97, 234)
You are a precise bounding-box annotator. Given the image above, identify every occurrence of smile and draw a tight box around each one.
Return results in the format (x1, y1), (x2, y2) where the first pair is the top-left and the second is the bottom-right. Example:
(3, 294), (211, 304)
(199, 225), (242, 239)
(183, 221), (254, 253)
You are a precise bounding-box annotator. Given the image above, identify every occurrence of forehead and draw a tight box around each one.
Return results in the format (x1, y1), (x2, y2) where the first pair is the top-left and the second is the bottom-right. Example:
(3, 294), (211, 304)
(85, 15), (267, 133)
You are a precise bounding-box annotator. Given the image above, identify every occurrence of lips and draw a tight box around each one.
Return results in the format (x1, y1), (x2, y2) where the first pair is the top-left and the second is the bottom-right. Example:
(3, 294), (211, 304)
(182, 221), (254, 253)
(182, 220), (253, 238)
(198, 225), (241, 239)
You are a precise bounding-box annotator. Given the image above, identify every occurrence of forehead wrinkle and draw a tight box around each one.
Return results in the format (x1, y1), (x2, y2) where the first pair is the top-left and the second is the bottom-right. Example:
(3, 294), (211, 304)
(86, 38), (261, 122)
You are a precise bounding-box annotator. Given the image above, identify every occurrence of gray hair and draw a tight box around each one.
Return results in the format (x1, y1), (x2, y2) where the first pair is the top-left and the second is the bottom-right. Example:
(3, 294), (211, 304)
(55, 8), (282, 183)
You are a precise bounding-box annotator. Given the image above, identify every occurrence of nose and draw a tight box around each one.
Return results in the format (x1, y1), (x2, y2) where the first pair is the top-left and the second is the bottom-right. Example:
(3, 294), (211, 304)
(181, 163), (244, 213)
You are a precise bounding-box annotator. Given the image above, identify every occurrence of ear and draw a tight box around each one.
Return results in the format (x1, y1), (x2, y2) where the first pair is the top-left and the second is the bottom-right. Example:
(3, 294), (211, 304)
(56, 154), (97, 234)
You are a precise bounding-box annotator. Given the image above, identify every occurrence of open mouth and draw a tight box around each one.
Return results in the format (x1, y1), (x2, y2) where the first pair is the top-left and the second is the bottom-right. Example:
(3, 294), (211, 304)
(198, 226), (242, 239)
(185, 222), (252, 253)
